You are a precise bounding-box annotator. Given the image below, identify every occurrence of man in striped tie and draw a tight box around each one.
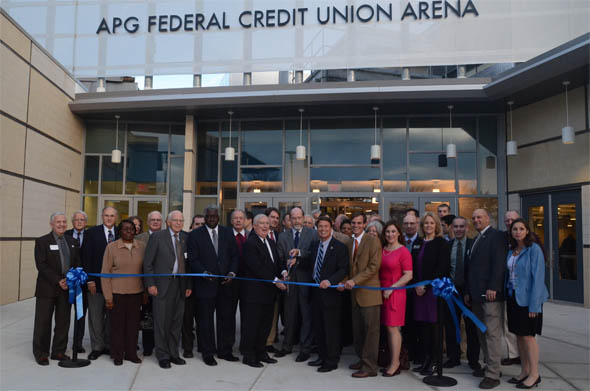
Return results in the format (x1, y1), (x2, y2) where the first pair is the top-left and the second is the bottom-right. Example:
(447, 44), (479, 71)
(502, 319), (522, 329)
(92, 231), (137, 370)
(302, 216), (349, 373)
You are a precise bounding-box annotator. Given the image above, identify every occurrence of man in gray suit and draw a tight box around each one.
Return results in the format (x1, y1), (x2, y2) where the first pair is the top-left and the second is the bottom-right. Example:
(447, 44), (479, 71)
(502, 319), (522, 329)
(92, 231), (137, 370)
(275, 207), (319, 362)
(143, 210), (192, 369)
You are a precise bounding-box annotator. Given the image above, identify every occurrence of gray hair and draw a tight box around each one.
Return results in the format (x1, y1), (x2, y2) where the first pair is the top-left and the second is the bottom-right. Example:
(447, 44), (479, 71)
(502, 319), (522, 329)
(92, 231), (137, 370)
(366, 220), (384, 235)
(311, 208), (321, 217)
(167, 210), (183, 221)
(204, 204), (219, 215)
(50, 212), (66, 223)
(231, 209), (245, 220)
(253, 214), (268, 225)
(147, 210), (162, 221)
(72, 210), (88, 221)
(102, 206), (118, 215)
(290, 207), (304, 218)
(504, 209), (520, 218)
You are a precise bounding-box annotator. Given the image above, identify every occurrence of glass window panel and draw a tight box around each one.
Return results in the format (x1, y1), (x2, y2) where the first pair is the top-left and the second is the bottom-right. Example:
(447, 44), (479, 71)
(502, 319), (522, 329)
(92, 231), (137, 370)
(240, 121), (282, 166)
(136, 201), (163, 233)
(240, 167), (282, 193)
(197, 123), (219, 195)
(458, 153), (477, 194)
(458, 197), (499, 238)
(169, 157), (184, 212)
(84, 156), (99, 193)
(103, 199), (130, 224)
(388, 200), (415, 225)
(125, 125), (169, 195)
(557, 203), (577, 281)
(85, 122), (125, 153)
(310, 167), (380, 192)
(409, 154), (455, 192)
(170, 125), (185, 157)
(528, 206), (545, 249)
(409, 117), (476, 152)
(101, 158), (123, 194)
(424, 199), (452, 215)
(318, 197), (379, 218)
(244, 201), (269, 217)
(83, 196), (98, 226)
(285, 123), (308, 192)
(383, 125), (406, 192)
(220, 157), (237, 225)
(195, 197), (218, 218)
(479, 116), (498, 195)
(310, 119), (377, 165)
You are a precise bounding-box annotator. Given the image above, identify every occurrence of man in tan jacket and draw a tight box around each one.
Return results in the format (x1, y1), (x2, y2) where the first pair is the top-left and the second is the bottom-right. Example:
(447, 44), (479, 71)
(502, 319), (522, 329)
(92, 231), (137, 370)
(343, 213), (382, 378)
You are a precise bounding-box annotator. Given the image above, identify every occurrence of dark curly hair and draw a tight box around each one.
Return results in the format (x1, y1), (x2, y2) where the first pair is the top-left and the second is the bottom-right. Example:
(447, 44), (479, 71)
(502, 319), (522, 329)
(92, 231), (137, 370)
(508, 217), (535, 249)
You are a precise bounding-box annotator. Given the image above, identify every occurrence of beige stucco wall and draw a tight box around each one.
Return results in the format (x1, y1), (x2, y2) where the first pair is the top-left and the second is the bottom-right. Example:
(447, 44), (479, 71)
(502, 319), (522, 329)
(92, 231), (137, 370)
(0, 13), (85, 304)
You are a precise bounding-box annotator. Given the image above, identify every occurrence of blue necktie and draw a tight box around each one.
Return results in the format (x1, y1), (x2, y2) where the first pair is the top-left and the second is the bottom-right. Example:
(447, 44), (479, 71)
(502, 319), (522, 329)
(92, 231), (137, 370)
(294, 230), (300, 248)
(313, 243), (325, 284)
(108, 230), (114, 243)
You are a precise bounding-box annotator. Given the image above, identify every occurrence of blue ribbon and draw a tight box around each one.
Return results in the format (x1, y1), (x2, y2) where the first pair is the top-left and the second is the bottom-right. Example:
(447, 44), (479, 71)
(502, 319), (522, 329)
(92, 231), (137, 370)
(66, 267), (87, 320)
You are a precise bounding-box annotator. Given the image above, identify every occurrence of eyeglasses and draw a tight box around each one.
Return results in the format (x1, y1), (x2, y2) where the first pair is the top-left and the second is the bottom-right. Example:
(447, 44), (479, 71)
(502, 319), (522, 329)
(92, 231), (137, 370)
(170, 219), (184, 223)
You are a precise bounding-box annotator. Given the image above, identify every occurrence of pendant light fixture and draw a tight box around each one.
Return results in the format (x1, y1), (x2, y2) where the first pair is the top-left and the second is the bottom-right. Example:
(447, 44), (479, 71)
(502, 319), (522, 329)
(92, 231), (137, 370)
(446, 105), (457, 158)
(438, 123), (447, 167)
(225, 111), (235, 161)
(562, 81), (575, 144)
(506, 101), (518, 156)
(296, 108), (306, 160)
(111, 115), (122, 163)
(370, 107), (381, 163)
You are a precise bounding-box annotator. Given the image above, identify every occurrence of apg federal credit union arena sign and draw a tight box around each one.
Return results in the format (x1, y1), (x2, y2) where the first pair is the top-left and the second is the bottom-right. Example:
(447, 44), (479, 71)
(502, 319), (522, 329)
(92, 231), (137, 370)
(2, 0), (588, 77)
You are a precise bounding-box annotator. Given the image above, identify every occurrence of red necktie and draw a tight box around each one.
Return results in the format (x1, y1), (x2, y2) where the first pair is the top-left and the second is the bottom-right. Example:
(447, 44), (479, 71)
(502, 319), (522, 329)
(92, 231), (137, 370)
(270, 231), (275, 242)
(353, 238), (359, 260)
(236, 233), (245, 255)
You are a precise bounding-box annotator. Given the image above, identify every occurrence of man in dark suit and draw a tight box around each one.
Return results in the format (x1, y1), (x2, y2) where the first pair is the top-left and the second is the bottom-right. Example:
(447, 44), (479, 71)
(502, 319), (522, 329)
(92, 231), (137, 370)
(443, 216), (480, 370)
(33, 212), (81, 365)
(187, 205), (239, 366)
(228, 209), (248, 353)
(276, 207), (319, 362)
(301, 216), (349, 373)
(65, 210), (88, 354)
(465, 209), (508, 390)
(82, 206), (118, 360)
(144, 210), (192, 369)
(239, 214), (287, 368)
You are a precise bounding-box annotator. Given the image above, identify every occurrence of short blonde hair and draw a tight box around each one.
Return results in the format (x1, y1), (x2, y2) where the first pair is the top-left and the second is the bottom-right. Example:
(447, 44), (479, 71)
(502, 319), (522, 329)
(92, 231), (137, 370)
(419, 212), (443, 238)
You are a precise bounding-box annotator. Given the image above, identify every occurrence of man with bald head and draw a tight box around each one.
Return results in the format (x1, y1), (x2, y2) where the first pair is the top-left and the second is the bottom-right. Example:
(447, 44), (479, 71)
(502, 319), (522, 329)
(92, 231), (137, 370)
(276, 207), (319, 361)
(465, 209), (507, 389)
(144, 210), (192, 369)
(83, 206), (119, 360)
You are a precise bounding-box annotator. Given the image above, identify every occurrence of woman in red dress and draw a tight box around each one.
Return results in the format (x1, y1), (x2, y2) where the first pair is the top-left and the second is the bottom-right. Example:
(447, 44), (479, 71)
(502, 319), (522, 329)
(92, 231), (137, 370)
(380, 220), (413, 377)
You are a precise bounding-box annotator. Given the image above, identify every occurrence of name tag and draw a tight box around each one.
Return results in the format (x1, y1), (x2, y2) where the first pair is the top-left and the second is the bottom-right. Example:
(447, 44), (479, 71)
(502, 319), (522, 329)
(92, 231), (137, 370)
(49, 244), (59, 251)
(412, 244), (421, 250)
(184, 252), (188, 259)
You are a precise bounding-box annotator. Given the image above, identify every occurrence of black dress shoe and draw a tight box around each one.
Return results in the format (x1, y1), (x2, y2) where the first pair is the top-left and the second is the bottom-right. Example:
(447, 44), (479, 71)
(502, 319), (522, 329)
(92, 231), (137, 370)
(516, 376), (541, 389)
(88, 350), (102, 360)
(473, 368), (486, 377)
(420, 364), (435, 376)
(274, 349), (290, 358)
(36, 357), (49, 366)
(204, 356), (218, 366)
(75, 347), (86, 353)
(469, 362), (482, 371)
(508, 376), (528, 384)
(125, 356), (142, 364)
(159, 359), (171, 369)
(143, 351), (152, 357)
(170, 357), (186, 365)
(443, 359), (461, 368)
(501, 357), (521, 366)
(183, 350), (194, 358)
(219, 354), (240, 362)
(266, 345), (277, 354)
(479, 377), (500, 389)
(114, 359), (123, 366)
(318, 365), (336, 373)
(259, 355), (278, 364)
(308, 358), (323, 367)
(382, 366), (402, 377)
(50, 353), (70, 361)
(295, 352), (310, 362)
(243, 358), (264, 368)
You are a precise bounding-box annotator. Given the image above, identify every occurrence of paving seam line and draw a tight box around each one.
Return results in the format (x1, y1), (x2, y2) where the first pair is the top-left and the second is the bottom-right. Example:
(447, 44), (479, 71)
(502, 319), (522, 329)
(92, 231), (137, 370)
(542, 362), (581, 391)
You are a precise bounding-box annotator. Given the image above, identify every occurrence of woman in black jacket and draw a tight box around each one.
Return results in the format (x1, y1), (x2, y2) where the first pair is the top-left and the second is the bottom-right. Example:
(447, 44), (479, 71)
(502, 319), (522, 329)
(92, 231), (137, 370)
(410, 212), (451, 376)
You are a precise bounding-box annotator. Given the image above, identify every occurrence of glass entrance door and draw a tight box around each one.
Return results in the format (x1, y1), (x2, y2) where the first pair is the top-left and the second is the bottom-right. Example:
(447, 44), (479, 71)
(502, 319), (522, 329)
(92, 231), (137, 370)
(100, 196), (167, 228)
(101, 197), (131, 224)
(239, 197), (307, 218)
(134, 198), (165, 232)
(383, 196), (456, 224)
(522, 194), (550, 294)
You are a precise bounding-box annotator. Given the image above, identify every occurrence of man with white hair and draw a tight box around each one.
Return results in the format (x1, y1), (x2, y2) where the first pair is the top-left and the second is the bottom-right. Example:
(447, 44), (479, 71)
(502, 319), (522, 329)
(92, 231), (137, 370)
(33, 212), (81, 365)
(144, 210), (192, 369)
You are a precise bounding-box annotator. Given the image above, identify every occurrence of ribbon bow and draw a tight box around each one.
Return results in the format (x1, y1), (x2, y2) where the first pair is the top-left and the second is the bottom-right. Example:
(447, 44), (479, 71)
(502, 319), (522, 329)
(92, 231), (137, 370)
(66, 267), (87, 320)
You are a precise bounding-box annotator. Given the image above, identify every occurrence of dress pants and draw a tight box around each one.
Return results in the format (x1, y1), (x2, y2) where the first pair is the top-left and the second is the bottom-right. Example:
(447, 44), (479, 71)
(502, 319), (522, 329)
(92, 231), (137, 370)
(240, 301), (274, 361)
(216, 283), (239, 357)
(32, 292), (71, 359)
(87, 291), (110, 352)
(140, 296), (154, 354)
(311, 294), (342, 368)
(181, 292), (199, 353)
(110, 293), (142, 361)
(402, 293), (418, 362)
(265, 299), (279, 346)
(282, 284), (313, 353)
(472, 301), (503, 380)
(351, 305), (380, 375)
(195, 292), (236, 358)
(444, 288), (480, 365)
(503, 304), (519, 358)
(153, 278), (185, 361)
(72, 288), (87, 351)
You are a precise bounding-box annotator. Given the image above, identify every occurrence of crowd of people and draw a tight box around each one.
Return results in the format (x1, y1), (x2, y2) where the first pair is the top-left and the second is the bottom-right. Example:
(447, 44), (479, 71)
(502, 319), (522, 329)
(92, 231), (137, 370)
(33, 203), (549, 389)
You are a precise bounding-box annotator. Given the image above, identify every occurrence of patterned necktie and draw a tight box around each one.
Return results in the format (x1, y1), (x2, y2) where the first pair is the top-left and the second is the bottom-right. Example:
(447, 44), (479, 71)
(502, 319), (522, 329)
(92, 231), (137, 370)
(75, 231), (82, 247)
(212, 229), (218, 256)
(107, 230), (114, 243)
(455, 240), (464, 287)
(313, 243), (325, 284)
(294, 230), (300, 248)
(174, 233), (185, 274)
(57, 236), (70, 273)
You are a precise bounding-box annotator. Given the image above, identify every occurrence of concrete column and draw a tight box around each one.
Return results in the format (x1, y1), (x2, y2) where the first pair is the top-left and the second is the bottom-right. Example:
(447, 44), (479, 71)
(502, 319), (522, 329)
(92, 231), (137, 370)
(457, 65), (467, 79)
(96, 77), (106, 92)
(347, 69), (356, 82)
(294, 70), (304, 84)
(193, 74), (202, 87)
(182, 114), (196, 231)
(144, 75), (153, 90)
(401, 67), (410, 81)
(243, 72), (252, 86)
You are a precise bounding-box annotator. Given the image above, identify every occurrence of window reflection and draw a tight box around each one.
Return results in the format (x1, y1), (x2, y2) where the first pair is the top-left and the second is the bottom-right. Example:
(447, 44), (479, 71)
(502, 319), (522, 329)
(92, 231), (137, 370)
(169, 157), (184, 212)
(458, 153), (477, 194)
(409, 154), (455, 192)
(84, 156), (99, 193)
(528, 206), (545, 248)
(310, 167), (380, 192)
(388, 201), (414, 224)
(125, 126), (169, 195)
(458, 197), (498, 238)
(409, 117), (476, 152)
(197, 124), (218, 195)
(240, 167), (281, 193)
(240, 121), (282, 166)
(311, 119), (376, 165)
(86, 122), (125, 154)
(479, 117), (498, 195)
(319, 197), (379, 219)
(83, 196), (98, 226)
(101, 158), (123, 194)
(382, 125), (406, 192)
(557, 203), (577, 281)
(285, 124), (308, 192)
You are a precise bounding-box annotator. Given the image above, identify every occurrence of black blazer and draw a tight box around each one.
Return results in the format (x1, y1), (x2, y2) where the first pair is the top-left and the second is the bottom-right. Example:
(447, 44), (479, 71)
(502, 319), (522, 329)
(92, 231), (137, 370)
(82, 224), (119, 293)
(410, 236), (451, 286)
(465, 227), (508, 302)
(34, 232), (81, 298)
(300, 237), (349, 308)
(187, 225), (239, 299)
(239, 233), (285, 304)
(65, 228), (86, 245)
(448, 237), (474, 288)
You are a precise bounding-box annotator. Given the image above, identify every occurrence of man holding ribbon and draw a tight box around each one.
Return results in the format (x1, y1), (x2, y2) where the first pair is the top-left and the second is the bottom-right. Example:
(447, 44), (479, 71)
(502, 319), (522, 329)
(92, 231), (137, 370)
(33, 212), (80, 365)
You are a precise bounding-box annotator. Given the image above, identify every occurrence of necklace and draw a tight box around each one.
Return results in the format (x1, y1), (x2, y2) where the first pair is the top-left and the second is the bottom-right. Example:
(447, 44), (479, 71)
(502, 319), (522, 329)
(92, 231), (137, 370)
(383, 244), (402, 254)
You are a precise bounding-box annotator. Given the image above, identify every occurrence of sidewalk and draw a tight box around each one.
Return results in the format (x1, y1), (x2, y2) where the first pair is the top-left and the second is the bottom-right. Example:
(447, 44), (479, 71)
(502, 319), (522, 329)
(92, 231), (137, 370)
(1, 299), (588, 390)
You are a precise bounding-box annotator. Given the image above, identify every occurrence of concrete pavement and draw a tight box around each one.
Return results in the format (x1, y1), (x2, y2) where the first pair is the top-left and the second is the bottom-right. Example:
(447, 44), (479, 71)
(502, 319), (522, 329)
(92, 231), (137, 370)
(1, 299), (588, 390)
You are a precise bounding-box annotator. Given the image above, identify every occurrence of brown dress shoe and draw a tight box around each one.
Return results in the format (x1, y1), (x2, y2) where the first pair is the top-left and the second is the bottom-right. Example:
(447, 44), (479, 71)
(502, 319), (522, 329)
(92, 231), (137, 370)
(352, 370), (377, 378)
(348, 361), (363, 370)
(50, 353), (70, 361)
(36, 357), (49, 366)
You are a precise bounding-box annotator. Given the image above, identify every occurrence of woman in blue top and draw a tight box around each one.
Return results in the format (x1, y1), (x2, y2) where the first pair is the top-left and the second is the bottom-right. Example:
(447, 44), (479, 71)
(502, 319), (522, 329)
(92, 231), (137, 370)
(505, 218), (549, 389)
